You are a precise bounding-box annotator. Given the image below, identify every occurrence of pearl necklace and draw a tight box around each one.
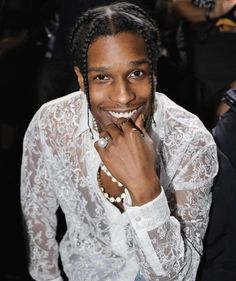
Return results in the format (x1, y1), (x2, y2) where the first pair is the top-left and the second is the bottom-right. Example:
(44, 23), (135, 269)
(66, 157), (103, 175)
(100, 164), (123, 187)
(97, 167), (126, 203)
(92, 118), (99, 131)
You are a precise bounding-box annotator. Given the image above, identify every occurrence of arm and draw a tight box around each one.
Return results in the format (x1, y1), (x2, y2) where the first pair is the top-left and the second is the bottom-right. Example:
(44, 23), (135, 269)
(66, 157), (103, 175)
(21, 110), (63, 281)
(173, 0), (236, 23)
(124, 130), (218, 280)
(173, 0), (209, 23)
(95, 115), (161, 206)
(94, 108), (218, 279)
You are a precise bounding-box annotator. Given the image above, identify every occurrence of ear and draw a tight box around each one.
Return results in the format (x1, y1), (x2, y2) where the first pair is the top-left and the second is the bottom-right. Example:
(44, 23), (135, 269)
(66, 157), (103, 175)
(74, 66), (85, 91)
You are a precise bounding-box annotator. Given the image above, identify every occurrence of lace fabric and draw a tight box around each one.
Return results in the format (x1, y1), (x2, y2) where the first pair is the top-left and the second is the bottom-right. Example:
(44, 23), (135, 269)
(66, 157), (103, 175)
(20, 91), (218, 281)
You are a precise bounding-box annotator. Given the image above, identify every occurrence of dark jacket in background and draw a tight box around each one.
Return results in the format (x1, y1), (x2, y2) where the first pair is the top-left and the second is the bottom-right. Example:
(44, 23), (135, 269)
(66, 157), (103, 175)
(197, 90), (236, 281)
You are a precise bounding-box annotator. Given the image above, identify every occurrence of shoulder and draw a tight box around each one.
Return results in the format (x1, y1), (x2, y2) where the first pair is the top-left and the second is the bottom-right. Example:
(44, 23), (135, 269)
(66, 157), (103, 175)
(154, 93), (218, 183)
(38, 91), (85, 119)
(153, 92), (216, 148)
(154, 92), (204, 130)
(24, 91), (87, 141)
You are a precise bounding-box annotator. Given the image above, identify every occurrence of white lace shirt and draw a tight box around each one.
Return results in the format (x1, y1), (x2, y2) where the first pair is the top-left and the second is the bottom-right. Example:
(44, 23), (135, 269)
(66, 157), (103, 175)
(21, 91), (218, 281)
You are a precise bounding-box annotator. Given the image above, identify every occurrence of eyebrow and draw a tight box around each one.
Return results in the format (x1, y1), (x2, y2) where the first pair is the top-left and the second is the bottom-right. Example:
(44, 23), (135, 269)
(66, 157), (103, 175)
(87, 59), (149, 73)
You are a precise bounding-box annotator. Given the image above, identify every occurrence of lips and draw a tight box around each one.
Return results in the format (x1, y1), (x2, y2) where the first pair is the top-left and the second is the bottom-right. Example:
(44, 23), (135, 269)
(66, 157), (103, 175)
(100, 105), (144, 127)
(108, 109), (137, 119)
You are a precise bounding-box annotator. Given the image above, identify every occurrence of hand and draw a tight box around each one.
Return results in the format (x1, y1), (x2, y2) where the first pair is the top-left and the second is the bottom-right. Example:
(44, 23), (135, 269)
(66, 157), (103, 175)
(210, 0), (236, 19)
(95, 114), (161, 205)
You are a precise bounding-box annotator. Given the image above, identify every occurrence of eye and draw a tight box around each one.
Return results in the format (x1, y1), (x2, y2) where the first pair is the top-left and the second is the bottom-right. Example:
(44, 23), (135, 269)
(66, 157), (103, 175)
(129, 70), (144, 78)
(94, 75), (109, 81)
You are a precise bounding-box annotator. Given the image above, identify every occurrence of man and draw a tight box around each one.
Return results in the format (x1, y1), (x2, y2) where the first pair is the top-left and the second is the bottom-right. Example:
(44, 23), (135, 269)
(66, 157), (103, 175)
(21, 3), (218, 280)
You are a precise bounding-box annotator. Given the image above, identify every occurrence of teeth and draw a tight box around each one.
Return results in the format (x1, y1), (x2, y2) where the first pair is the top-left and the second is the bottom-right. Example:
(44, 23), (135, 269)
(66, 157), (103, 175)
(109, 110), (137, 119)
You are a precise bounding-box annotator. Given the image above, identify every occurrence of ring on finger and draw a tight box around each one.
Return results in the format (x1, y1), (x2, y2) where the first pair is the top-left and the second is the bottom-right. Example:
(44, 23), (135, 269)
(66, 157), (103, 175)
(97, 136), (111, 148)
(132, 127), (144, 137)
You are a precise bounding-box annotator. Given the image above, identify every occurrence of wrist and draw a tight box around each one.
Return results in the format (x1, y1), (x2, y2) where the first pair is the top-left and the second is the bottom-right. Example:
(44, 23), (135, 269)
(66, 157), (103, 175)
(130, 178), (161, 206)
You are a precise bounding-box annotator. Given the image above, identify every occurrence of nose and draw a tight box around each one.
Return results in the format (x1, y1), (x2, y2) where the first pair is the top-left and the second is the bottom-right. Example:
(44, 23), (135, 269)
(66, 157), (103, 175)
(110, 79), (135, 105)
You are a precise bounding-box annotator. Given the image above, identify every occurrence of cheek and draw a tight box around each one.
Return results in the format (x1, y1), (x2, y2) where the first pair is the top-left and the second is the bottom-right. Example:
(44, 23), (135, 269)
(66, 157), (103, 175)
(133, 77), (151, 91)
(133, 83), (152, 100)
(89, 97), (100, 114)
(88, 85), (102, 103)
(88, 93), (104, 116)
(89, 83), (108, 100)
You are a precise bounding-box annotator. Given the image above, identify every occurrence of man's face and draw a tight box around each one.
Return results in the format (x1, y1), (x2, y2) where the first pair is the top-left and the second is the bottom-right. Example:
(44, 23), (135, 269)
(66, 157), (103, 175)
(75, 32), (154, 131)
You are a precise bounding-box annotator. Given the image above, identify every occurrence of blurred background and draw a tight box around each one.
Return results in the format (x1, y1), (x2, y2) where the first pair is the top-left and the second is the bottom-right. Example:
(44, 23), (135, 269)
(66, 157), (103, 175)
(1, 0), (236, 280)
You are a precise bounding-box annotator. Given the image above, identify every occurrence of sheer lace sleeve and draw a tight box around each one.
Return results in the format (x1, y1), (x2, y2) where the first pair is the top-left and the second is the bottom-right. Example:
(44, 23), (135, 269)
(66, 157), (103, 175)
(20, 109), (62, 281)
(125, 125), (218, 280)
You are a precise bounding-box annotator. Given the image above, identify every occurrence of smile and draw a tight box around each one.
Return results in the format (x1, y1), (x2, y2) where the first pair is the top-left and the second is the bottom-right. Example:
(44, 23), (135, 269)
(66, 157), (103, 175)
(108, 109), (137, 119)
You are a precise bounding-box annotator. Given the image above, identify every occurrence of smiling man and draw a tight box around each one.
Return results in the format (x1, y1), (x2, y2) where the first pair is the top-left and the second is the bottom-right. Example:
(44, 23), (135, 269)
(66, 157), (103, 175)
(21, 2), (218, 281)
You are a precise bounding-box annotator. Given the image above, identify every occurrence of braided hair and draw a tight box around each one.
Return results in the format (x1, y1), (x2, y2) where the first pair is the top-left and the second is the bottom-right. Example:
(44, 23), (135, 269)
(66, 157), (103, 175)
(69, 1), (161, 130)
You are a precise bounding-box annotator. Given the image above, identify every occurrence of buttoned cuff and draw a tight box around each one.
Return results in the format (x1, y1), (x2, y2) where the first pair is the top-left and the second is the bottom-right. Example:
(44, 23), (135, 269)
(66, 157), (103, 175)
(124, 186), (170, 231)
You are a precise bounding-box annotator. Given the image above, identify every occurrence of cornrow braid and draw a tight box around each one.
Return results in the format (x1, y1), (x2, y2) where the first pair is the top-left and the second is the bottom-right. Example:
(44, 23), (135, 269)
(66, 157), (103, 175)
(80, 20), (99, 137)
(138, 27), (155, 130)
(69, 13), (90, 63)
(119, 2), (160, 38)
(80, 19), (98, 100)
(120, 6), (160, 74)
(114, 2), (162, 59)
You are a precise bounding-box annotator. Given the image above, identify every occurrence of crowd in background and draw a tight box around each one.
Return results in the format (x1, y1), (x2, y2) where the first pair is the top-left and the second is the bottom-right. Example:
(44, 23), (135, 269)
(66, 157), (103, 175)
(0, 0), (235, 280)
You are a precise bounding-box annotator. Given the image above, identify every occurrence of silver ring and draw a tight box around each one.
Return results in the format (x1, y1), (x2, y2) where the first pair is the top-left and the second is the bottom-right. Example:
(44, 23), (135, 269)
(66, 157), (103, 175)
(97, 136), (110, 148)
(132, 127), (144, 137)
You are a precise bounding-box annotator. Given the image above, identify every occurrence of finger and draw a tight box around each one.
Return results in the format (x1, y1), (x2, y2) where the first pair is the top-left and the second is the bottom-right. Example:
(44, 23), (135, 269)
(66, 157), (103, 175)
(118, 117), (145, 137)
(104, 122), (123, 139)
(116, 117), (130, 129)
(135, 114), (155, 141)
(135, 113), (145, 131)
(134, 114), (146, 137)
(117, 117), (134, 131)
(115, 117), (136, 134)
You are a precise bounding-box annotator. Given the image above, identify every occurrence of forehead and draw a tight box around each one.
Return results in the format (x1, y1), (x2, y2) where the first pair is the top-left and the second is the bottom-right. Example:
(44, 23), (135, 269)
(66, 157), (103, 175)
(87, 32), (148, 67)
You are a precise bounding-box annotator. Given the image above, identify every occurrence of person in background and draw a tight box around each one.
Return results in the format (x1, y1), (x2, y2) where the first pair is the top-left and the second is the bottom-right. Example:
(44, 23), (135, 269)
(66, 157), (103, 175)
(196, 88), (236, 280)
(173, 0), (236, 128)
(21, 3), (218, 281)
(153, 0), (191, 108)
(213, 88), (236, 168)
